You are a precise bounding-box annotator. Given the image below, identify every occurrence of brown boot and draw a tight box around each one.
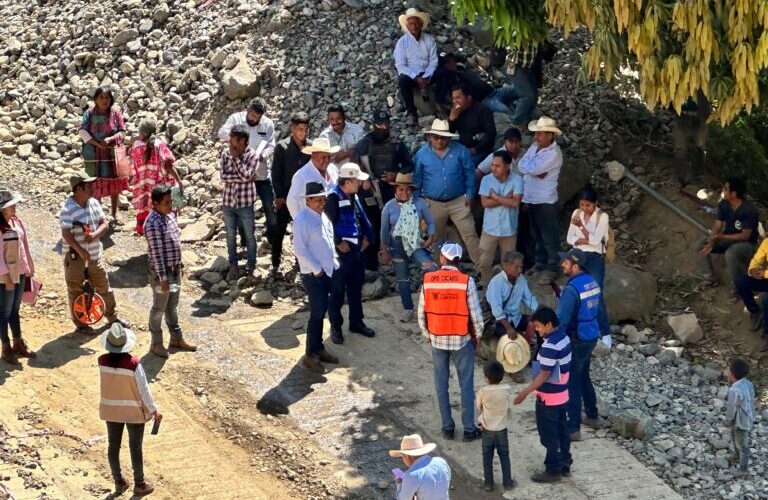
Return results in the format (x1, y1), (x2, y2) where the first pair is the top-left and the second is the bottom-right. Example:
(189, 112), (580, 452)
(13, 338), (36, 358)
(169, 337), (197, 352)
(1, 342), (20, 365)
(133, 480), (155, 497)
(150, 343), (169, 358)
(300, 354), (326, 374)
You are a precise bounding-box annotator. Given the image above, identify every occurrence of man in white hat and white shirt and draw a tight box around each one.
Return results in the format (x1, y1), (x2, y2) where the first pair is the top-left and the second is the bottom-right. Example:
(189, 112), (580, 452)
(413, 119), (481, 266)
(293, 181), (340, 374)
(389, 434), (450, 500)
(394, 7), (438, 126)
(418, 242), (484, 442)
(324, 163), (377, 344)
(518, 116), (563, 285)
(286, 137), (340, 219)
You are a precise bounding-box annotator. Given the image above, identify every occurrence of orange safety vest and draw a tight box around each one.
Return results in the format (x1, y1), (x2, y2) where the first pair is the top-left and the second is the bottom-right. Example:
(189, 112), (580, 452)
(423, 268), (470, 336)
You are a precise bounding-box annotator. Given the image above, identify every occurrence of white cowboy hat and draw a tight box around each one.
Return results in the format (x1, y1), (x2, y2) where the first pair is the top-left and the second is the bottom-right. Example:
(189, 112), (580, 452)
(100, 322), (137, 354)
(398, 8), (430, 32)
(338, 163), (369, 181)
(389, 434), (437, 458)
(301, 137), (341, 154)
(421, 118), (457, 138)
(0, 187), (23, 210)
(496, 334), (531, 374)
(528, 116), (562, 135)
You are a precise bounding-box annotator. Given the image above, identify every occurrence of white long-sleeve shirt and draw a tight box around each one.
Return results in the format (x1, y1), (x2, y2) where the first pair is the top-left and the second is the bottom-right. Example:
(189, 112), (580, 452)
(217, 112), (276, 181)
(135, 364), (158, 414)
(518, 141), (562, 205)
(286, 160), (339, 219)
(292, 208), (339, 277)
(393, 32), (438, 79)
(566, 208), (610, 254)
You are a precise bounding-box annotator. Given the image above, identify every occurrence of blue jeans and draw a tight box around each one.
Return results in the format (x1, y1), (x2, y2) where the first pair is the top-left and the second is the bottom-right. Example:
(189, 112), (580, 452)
(431, 341), (476, 433)
(732, 427), (750, 472)
(529, 203), (560, 272)
(482, 87), (518, 115)
(535, 399), (571, 474)
(583, 251), (610, 336)
(390, 238), (436, 310)
(508, 67), (538, 125)
(736, 275), (768, 336)
(0, 275), (25, 344)
(300, 273), (331, 356)
(224, 205), (256, 270)
(567, 338), (598, 433)
(328, 244), (365, 329)
(482, 429), (513, 487)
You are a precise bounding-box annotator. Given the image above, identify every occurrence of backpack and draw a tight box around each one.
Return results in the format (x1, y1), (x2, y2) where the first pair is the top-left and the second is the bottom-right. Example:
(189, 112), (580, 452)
(575, 209), (616, 263)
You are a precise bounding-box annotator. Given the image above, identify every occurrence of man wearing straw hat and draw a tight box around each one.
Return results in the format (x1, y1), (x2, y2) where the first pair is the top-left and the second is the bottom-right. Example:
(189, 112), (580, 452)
(394, 7), (438, 126)
(518, 116), (563, 285)
(413, 119), (481, 266)
(388, 434), (451, 499)
(418, 242), (484, 442)
(293, 181), (341, 374)
(286, 137), (340, 219)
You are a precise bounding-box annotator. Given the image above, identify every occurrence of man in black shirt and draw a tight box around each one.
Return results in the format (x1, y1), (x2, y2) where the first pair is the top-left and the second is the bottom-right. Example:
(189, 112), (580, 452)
(352, 110), (414, 270)
(447, 83), (496, 167)
(696, 177), (759, 298)
(271, 112), (311, 277)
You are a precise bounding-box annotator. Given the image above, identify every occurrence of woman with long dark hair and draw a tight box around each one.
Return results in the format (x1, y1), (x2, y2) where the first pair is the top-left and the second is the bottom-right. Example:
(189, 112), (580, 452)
(80, 86), (129, 224)
(0, 186), (36, 365)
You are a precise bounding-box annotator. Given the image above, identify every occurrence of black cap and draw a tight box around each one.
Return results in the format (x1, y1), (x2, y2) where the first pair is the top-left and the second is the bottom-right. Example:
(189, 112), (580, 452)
(373, 110), (390, 124)
(503, 128), (522, 141)
(559, 248), (587, 266)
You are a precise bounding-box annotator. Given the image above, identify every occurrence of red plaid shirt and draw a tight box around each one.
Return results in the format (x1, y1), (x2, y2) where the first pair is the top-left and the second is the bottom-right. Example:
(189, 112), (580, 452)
(219, 147), (258, 208)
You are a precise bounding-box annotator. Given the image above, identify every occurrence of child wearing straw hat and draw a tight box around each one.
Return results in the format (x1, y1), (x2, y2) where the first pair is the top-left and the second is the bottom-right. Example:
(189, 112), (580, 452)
(98, 323), (161, 497)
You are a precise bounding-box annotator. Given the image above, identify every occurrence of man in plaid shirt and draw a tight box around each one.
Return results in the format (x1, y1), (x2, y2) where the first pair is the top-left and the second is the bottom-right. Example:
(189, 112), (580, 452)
(144, 185), (197, 358)
(219, 124), (259, 282)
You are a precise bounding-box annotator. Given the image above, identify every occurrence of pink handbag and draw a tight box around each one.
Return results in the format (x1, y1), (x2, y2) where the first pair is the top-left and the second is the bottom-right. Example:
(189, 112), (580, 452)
(114, 145), (132, 178)
(22, 278), (42, 306)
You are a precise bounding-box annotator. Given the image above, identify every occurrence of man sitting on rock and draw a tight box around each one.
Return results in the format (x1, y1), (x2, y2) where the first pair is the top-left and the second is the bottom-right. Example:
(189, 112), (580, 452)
(735, 237), (768, 351)
(319, 104), (365, 165)
(447, 83), (497, 167)
(394, 7), (438, 126)
(351, 110), (414, 270)
(696, 177), (758, 301)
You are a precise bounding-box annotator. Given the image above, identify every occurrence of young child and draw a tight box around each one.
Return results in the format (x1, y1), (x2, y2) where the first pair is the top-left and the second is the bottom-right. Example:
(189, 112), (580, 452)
(513, 307), (572, 483)
(726, 357), (755, 477)
(476, 360), (517, 492)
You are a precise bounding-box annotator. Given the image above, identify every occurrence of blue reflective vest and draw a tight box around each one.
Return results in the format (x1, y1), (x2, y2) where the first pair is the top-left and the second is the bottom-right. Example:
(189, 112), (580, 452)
(329, 185), (374, 242)
(565, 272), (600, 341)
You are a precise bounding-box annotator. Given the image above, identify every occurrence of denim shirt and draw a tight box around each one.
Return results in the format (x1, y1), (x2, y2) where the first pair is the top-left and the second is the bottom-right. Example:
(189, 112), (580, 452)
(397, 455), (451, 500)
(380, 196), (435, 248)
(726, 378), (755, 431)
(413, 142), (475, 200)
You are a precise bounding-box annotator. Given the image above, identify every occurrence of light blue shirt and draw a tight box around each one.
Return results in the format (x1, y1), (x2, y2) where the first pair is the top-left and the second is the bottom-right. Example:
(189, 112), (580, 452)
(292, 208), (339, 277)
(413, 142), (475, 200)
(478, 172), (523, 236)
(486, 272), (538, 326)
(393, 32), (438, 79)
(380, 196), (436, 247)
(397, 455), (451, 500)
(726, 378), (755, 431)
(518, 141), (562, 205)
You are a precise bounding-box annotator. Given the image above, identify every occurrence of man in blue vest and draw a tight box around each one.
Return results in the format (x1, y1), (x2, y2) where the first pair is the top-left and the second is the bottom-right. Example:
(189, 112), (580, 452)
(556, 248), (601, 441)
(325, 163), (377, 344)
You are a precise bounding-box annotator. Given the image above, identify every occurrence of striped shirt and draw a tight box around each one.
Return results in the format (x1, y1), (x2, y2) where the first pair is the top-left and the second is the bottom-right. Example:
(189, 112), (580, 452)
(219, 147), (259, 208)
(143, 210), (182, 282)
(319, 122), (366, 151)
(59, 196), (105, 260)
(393, 32), (438, 79)
(534, 328), (571, 406)
(417, 266), (484, 351)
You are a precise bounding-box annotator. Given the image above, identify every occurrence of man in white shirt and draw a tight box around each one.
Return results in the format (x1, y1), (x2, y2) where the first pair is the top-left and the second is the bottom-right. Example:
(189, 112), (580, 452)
(518, 117), (563, 285)
(318, 104), (365, 165)
(394, 8), (438, 126)
(286, 138), (340, 219)
(217, 98), (278, 255)
(293, 182), (340, 374)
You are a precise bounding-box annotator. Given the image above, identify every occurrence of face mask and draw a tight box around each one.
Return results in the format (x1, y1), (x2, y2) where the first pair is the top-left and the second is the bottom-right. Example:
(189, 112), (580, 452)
(246, 118), (259, 127)
(373, 128), (390, 141)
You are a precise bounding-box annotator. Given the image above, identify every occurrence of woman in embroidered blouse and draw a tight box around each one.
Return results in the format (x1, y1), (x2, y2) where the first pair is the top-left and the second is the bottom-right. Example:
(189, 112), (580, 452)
(128, 118), (182, 235)
(379, 173), (437, 323)
(0, 187), (36, 365)
(80, 86), (129, 224)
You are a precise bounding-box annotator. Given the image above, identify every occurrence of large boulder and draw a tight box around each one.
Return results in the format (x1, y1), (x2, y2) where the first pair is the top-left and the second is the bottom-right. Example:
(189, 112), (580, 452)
(603, 262), (656, 322)
(609, 409), (655, 440)
(180, 216), (216, 242)
(663, 313), (704, 345)
(559, 158), (593, 204)
(222, 56), (260, 100)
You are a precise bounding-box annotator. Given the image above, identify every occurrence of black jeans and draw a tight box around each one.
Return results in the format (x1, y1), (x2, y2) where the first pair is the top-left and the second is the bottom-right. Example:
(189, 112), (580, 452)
(482, 429), (514, 487)
(274, 205), (292, 268)
(736, 275), (768, 336)
(535, 399), (571, 474)
(567, 338), (598, 433)
(106, 421), (145, 484)
(361, 195), (381, 271)
(300, 273), (331, 356)
(398, 73), (424, 116)
(328, 244), (365, 329)
(529, 203), (561, 272)
(255, 180), (280, 267)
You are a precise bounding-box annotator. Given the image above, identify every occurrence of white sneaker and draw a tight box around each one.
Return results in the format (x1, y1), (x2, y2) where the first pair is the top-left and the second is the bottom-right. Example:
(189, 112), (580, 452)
(400, 309), (415, 322)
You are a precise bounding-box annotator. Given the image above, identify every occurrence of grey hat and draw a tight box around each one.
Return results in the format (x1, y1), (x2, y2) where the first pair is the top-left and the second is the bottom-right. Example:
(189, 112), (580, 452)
(69, 171), (97, 191)
(0, 186), (23, 209)
(100, 323), (137, 354)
